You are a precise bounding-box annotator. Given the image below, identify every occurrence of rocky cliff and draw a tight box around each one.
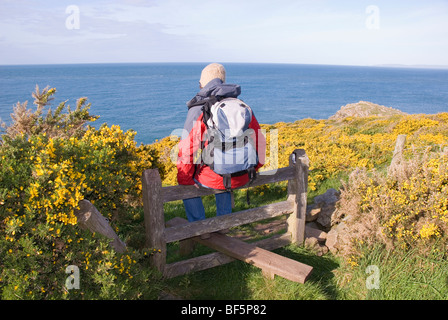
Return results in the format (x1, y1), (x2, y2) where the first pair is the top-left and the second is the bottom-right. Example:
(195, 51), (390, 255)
(329, 101), (407, 120)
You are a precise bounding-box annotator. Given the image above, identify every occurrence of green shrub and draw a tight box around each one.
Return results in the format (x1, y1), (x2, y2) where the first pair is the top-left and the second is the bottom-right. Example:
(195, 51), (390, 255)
(0, 87), (162, 299)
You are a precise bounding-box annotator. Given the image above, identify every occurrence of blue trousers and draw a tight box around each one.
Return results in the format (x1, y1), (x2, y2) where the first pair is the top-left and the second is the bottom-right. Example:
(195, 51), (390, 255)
(183, 192), (232, 222)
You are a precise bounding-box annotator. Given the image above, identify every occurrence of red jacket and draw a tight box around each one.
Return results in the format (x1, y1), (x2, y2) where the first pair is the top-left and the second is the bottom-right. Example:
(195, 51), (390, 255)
(177, 79), (265, 190)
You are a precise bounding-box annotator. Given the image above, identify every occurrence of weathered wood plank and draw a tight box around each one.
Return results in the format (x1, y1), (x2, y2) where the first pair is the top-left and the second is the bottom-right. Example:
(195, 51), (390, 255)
(194, 232), (313, 283)
(74, 200), (126, 253)
(166, 217), (195, 256)
(164, 200), (294, 243)
(162, 166), (294, 203)
(165, 250), (234, 279)
(142, 169), (166, 273)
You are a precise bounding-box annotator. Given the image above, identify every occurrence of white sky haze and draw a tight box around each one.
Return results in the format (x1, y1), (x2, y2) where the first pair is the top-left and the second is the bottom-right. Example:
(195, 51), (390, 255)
(0, 0), (447, 66)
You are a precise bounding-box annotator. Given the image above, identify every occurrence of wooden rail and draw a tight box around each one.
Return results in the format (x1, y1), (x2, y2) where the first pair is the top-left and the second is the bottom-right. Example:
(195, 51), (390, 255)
(142, 149), (310, 280)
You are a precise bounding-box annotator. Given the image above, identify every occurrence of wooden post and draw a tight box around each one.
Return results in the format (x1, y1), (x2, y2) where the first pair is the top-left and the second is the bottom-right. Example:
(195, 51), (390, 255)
(74, 200), (126, 253)
(390, 134), (406, 167)
(142, 169), (166, 274)
(287, 149), (309, 245)
(166, 217), (195, 256)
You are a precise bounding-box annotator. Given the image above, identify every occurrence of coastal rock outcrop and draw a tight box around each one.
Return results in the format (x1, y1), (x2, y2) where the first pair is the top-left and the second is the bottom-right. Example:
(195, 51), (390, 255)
(329, 101), (407, 120)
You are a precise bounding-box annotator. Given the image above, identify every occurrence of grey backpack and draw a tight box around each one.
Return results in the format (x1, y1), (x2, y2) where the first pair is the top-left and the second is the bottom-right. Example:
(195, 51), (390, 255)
(201, 96), (258, 190)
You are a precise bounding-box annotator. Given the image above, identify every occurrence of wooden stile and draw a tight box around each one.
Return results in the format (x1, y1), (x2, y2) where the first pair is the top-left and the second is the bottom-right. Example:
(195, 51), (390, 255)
(141, 149), (312, 282)
(165, 217), (294, 279)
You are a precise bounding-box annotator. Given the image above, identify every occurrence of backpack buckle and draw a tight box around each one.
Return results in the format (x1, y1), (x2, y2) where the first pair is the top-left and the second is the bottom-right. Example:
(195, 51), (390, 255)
(223, 174), (232, 191)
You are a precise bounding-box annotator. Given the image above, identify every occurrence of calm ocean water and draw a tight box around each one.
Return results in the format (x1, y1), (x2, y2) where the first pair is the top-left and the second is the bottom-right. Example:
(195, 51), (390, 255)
(1, 63), (447, 144)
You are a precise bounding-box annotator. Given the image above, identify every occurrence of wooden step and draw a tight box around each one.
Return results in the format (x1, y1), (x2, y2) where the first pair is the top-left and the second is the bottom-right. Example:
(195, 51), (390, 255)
(166, 217), (313, 283)
(196, 233), (313, 283)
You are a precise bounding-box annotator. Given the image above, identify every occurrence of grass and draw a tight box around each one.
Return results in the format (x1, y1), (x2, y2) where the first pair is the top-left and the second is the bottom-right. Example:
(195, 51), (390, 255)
(335, 243), (448, 300)
(162, 242), (448, 300)
(158, 183), (448, 300)
(163, 245), (339, 300)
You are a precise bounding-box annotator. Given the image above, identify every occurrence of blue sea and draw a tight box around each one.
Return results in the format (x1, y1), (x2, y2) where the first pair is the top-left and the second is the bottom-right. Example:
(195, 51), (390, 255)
(1, 63), (447, 145)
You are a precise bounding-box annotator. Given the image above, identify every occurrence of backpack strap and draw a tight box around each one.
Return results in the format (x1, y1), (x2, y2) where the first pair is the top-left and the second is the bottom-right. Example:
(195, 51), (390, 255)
(201, 95), (220, 128)
(245, 167), (257, 205)
(196, 95), (220, 172)
(247, 167), (257, 182)
(199, 95), (222, 171)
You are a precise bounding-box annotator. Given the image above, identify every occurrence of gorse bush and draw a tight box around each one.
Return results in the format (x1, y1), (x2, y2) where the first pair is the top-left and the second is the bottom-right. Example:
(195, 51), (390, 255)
(0, 87), (162, 299)
(335, 148), (448, 258)
(4, 85), (98, 140)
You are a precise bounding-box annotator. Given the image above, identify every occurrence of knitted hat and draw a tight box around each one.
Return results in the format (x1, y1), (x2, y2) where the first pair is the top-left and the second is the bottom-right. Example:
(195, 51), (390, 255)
(199, 63), (226, 88)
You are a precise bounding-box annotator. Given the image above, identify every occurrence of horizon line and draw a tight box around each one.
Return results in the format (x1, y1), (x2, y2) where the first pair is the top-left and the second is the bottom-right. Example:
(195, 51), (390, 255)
(1, 61), (448, 70)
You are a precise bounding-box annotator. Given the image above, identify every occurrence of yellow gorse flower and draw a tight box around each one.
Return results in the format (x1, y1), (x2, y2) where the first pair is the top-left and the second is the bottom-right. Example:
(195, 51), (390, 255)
(419, 223), (440, 240)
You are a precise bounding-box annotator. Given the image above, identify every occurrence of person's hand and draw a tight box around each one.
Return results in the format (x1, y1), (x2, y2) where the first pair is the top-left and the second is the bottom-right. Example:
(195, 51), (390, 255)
(194, 183), (200, 189)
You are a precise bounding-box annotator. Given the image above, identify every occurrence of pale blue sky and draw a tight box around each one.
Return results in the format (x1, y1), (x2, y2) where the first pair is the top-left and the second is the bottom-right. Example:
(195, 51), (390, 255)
(1, 0), (447, 66)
